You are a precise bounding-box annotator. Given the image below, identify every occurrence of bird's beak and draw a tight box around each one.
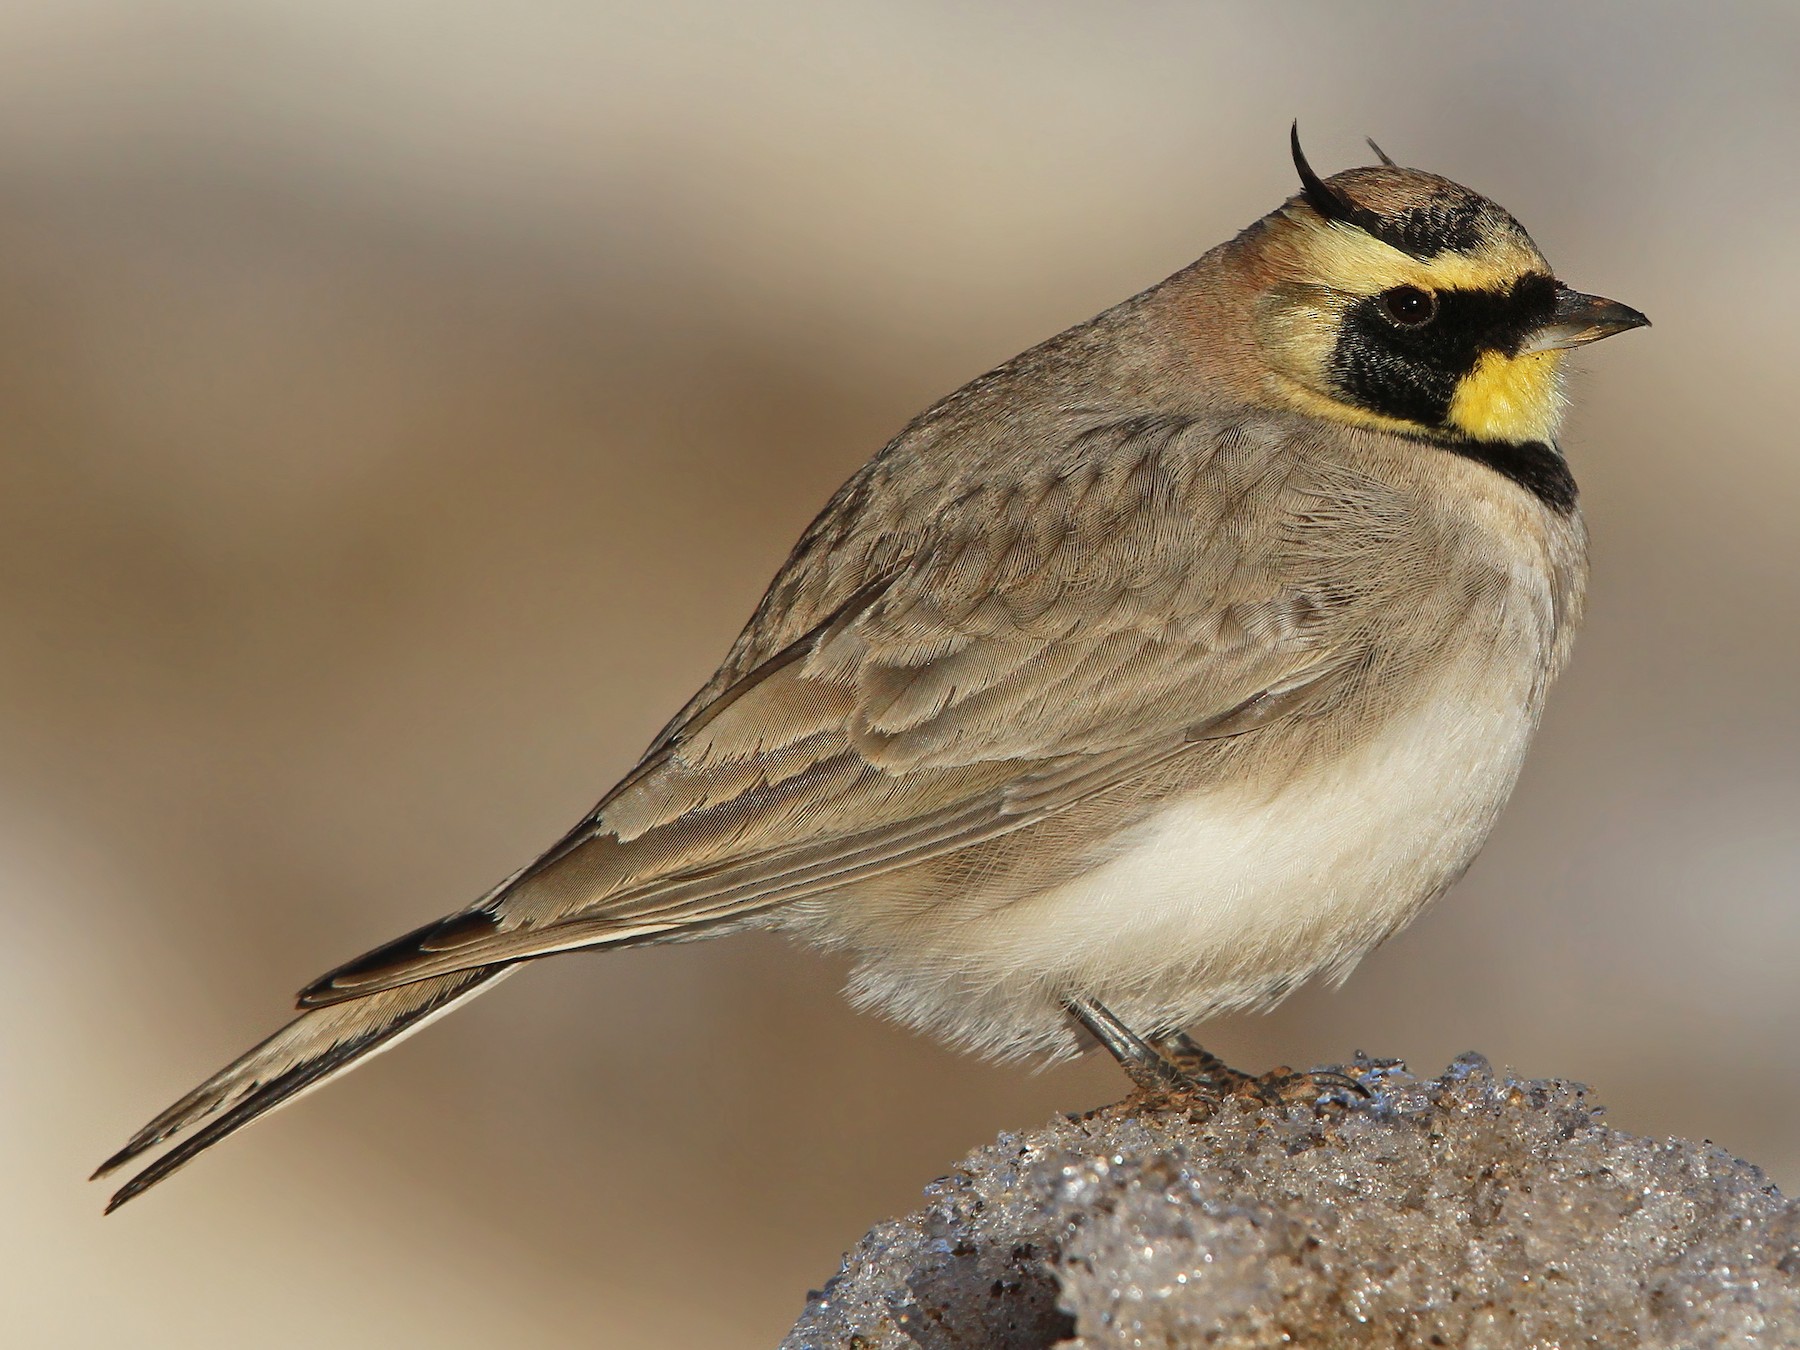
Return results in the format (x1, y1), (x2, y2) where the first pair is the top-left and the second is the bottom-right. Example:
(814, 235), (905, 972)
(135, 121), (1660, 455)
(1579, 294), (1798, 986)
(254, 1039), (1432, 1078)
(1522, 286), (1651, 353)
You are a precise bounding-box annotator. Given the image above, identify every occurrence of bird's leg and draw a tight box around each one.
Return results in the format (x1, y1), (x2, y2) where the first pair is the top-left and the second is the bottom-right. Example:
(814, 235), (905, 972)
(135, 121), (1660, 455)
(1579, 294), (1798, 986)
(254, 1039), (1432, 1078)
(1154, 1028), (1370, 1105)
(1062, 995), (1203, 1098)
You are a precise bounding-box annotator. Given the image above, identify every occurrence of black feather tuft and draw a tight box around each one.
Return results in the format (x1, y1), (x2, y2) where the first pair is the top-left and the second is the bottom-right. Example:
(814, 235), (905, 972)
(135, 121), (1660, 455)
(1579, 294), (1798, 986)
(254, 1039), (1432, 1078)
(1290, 122), (1391, 240)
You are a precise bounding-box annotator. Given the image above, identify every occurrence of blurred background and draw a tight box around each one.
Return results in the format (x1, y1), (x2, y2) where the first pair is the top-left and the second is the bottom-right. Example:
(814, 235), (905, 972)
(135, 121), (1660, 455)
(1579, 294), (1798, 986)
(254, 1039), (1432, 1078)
(4, 2), (1796, 1345)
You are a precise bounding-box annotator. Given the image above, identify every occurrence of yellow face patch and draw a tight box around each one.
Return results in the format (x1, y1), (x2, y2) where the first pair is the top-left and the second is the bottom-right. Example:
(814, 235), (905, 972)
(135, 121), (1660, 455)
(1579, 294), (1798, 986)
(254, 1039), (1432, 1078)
(1446, 348), (1567, 444)
(1253, 209), (1566, 443)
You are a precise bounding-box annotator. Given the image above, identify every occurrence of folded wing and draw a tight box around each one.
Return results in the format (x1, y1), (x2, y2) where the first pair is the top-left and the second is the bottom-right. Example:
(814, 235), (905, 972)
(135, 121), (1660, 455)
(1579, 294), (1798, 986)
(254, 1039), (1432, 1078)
(300, 413), (1367, 1003)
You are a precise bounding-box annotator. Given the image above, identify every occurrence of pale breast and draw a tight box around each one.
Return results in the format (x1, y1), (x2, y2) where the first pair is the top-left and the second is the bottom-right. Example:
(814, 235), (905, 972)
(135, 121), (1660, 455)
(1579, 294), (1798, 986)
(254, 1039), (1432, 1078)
(1015, 658), (1539, 1011)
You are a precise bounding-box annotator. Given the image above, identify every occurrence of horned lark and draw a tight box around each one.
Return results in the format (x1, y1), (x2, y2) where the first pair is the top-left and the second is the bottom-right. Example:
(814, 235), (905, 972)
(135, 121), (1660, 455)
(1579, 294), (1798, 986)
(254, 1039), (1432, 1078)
(97, 127), (1647, 1210)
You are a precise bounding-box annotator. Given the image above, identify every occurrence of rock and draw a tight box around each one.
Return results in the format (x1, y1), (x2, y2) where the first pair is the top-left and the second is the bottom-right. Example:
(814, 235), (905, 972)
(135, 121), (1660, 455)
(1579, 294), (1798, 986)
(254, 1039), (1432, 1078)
(784, 1055), (1800, 1349)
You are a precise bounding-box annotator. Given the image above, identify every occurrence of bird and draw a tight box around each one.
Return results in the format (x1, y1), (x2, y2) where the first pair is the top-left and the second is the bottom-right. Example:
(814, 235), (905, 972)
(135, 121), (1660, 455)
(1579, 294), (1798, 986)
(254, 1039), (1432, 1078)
(96, 126), (1648, 1212)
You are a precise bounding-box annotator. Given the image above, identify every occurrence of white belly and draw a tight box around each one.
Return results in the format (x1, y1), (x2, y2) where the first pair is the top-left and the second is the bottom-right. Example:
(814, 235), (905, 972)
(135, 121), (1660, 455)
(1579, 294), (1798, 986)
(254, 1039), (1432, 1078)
(842, 666), (1542, 1062)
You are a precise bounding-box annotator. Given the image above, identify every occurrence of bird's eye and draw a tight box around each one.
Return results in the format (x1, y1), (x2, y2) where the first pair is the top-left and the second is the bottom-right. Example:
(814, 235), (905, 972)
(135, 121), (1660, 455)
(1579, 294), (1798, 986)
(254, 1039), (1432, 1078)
(1380, 285), (1437, 326)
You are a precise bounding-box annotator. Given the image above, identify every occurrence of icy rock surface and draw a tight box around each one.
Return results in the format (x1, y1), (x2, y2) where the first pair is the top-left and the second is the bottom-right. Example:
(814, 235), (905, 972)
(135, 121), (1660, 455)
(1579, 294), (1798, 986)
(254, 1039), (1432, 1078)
(784, 1055), (1800, 1349)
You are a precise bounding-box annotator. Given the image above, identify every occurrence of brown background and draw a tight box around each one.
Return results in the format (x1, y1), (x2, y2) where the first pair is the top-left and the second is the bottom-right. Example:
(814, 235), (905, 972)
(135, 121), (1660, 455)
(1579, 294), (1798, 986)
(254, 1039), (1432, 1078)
(7, 3), (1798, 1346)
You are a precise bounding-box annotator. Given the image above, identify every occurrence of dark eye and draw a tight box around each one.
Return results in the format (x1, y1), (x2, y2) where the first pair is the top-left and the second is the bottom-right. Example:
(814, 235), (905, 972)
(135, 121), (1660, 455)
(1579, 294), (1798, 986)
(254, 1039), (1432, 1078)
(1380, 285), (1437, 326)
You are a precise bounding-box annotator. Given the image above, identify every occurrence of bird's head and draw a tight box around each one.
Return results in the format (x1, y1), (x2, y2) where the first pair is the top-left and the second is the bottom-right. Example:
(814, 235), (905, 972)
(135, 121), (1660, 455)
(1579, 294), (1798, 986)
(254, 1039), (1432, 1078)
(1235, 127), (1648, 448)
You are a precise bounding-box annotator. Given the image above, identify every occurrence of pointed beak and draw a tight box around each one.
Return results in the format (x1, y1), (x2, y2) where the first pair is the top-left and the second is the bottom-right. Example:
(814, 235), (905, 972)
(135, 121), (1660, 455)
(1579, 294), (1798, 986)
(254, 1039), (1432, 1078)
(1523, 286), (1651, 353)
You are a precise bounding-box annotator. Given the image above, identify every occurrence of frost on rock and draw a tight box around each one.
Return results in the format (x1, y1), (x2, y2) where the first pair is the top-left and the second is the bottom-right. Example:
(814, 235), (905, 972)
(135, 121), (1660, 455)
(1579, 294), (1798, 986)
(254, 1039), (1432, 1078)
(783, 1055), (1800, 1349)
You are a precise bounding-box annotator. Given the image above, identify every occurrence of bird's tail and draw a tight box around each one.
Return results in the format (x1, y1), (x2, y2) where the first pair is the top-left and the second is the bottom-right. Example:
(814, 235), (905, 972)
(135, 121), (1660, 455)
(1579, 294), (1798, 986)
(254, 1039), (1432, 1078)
(93, 965), (512, 1212)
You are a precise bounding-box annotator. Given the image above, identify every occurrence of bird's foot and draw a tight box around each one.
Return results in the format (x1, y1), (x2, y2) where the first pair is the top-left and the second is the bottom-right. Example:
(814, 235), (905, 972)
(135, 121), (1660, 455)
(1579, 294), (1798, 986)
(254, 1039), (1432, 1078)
(1064, 997), (1368, 1111)
(1242, 1064), (1370, 1107)
(1153, 1031), (1369, 1107)
(1152, 1030), (1258, 1095)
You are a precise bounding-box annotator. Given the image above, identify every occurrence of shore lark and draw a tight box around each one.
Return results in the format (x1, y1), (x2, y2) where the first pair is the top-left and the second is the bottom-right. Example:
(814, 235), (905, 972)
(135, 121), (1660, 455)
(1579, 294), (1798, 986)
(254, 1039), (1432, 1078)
(97, 128), (1647, 1210)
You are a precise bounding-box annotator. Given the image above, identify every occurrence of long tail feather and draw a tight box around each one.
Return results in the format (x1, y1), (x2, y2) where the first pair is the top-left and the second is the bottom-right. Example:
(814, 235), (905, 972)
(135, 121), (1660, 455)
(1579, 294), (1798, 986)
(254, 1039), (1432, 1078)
(95, 965), (511, 1212)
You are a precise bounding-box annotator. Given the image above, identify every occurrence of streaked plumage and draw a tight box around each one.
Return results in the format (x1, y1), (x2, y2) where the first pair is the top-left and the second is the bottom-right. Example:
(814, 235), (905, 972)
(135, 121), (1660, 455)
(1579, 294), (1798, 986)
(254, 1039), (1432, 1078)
(97, 128), (1645, 1211)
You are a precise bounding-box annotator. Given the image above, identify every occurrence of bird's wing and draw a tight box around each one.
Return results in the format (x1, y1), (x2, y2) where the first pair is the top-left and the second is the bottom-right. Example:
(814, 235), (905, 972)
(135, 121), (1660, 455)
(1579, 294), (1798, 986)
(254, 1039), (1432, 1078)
(298, 411), (1390, 1004)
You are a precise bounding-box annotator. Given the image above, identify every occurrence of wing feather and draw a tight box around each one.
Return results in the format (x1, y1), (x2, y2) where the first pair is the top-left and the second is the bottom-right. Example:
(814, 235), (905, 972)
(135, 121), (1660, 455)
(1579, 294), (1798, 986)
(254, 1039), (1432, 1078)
(299, 410), (1387, 1006)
